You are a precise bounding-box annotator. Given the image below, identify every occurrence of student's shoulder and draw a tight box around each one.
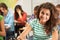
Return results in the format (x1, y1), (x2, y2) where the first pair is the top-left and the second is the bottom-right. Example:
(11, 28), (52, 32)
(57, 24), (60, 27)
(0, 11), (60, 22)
(33, 18), (38, 21)
(29, 18), (38, 28)
(0, 15), (3, 17)
(0, 15), (3, 18)
(30, 18), (38, 23)
(0, 15), (3, 21)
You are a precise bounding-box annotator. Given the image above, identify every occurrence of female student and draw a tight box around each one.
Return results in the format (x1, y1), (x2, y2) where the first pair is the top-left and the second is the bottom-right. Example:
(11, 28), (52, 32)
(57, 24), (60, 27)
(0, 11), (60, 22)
(17, 2), (58, 40)
(14, 5), (27, 37)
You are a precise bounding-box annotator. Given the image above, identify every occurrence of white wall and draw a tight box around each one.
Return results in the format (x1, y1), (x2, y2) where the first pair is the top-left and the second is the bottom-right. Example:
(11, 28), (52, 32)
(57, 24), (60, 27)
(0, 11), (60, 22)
(15, 0), (60, 15)
(16, 0), (31, 15)
(22, 0), (32, 15)
(32, 0), (60, 10)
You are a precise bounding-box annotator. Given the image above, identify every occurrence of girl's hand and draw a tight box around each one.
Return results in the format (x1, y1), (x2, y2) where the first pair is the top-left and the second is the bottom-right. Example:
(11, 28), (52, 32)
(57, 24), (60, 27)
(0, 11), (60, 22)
(17, 36), (21, 40)
(14, 20), (18, 23)
(17, 36), (25, 40)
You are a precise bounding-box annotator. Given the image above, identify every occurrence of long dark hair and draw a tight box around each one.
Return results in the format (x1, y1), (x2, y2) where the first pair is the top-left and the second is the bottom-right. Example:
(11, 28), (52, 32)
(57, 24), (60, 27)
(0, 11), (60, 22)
(14, 5), (23, 20)
(0, 10), (4, 16)
(37, 2), (58, 34)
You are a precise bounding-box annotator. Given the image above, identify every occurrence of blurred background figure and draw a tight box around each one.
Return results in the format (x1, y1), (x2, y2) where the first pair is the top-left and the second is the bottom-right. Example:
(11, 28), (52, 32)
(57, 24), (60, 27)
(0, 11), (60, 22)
(56, 4), (60, 40)
(0, 3), (15, 40)
(0, 8), (6, 40)
(14, 5), (27, 37)
(28, 5), (39, 23)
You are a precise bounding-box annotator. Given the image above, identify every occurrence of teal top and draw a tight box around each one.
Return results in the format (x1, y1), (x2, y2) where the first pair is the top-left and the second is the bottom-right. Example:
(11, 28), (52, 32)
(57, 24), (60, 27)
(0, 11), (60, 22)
(0, 15), (4, 40)
(29, 19), (52, 40)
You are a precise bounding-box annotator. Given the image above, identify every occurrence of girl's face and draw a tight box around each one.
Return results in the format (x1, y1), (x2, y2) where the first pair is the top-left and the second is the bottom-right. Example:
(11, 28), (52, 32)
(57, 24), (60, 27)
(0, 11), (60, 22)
(56, 8), (60, 19)
(0, 7), (7, 15)
(39, 8), (50, 23)
(56, 7), (60, 24)
(16, 8), (21, 14)
(0, 7), (5, 13)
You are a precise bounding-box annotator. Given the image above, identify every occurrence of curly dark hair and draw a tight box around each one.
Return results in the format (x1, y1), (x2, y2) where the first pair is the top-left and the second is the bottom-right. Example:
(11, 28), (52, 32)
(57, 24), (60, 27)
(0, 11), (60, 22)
(14, 5), (23, 20)
(0, 3), (8, 10)
(56, 4), (60, 8)
(0, 3), (7, 16)
(37, 2), (58, 34)
(34, 6), (39, 10)
(0, 10), (4, 16)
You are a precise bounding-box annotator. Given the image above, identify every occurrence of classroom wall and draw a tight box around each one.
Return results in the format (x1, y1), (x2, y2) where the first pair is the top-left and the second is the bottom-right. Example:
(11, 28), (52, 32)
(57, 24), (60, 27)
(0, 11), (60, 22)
(0, 0), (60, 15)
(16, 0), (60, 15)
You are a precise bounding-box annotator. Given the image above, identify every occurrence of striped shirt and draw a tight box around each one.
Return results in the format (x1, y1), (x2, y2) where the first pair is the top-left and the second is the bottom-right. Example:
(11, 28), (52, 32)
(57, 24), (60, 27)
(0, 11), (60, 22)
(29, 18), (52, 40)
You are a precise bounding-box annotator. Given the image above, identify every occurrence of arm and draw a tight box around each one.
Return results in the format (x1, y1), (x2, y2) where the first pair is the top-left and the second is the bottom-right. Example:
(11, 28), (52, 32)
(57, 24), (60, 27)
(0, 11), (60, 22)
(14, 20), (18, 23)
(18, 13), (27, 23)
(0, 18), (6, 36)
(17, 23), (32, 40)
(52, 28), (58, 40)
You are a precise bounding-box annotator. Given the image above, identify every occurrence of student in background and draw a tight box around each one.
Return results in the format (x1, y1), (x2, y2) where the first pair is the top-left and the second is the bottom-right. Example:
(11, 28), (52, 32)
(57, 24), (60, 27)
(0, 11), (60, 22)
(14, 5), (27, 37)
(0, 9), (6, 40)
(56, 4), (60, 40)
(28, 6), (39, 23)
(0, 3), (15, 40)
(17, 2), (58, 40)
